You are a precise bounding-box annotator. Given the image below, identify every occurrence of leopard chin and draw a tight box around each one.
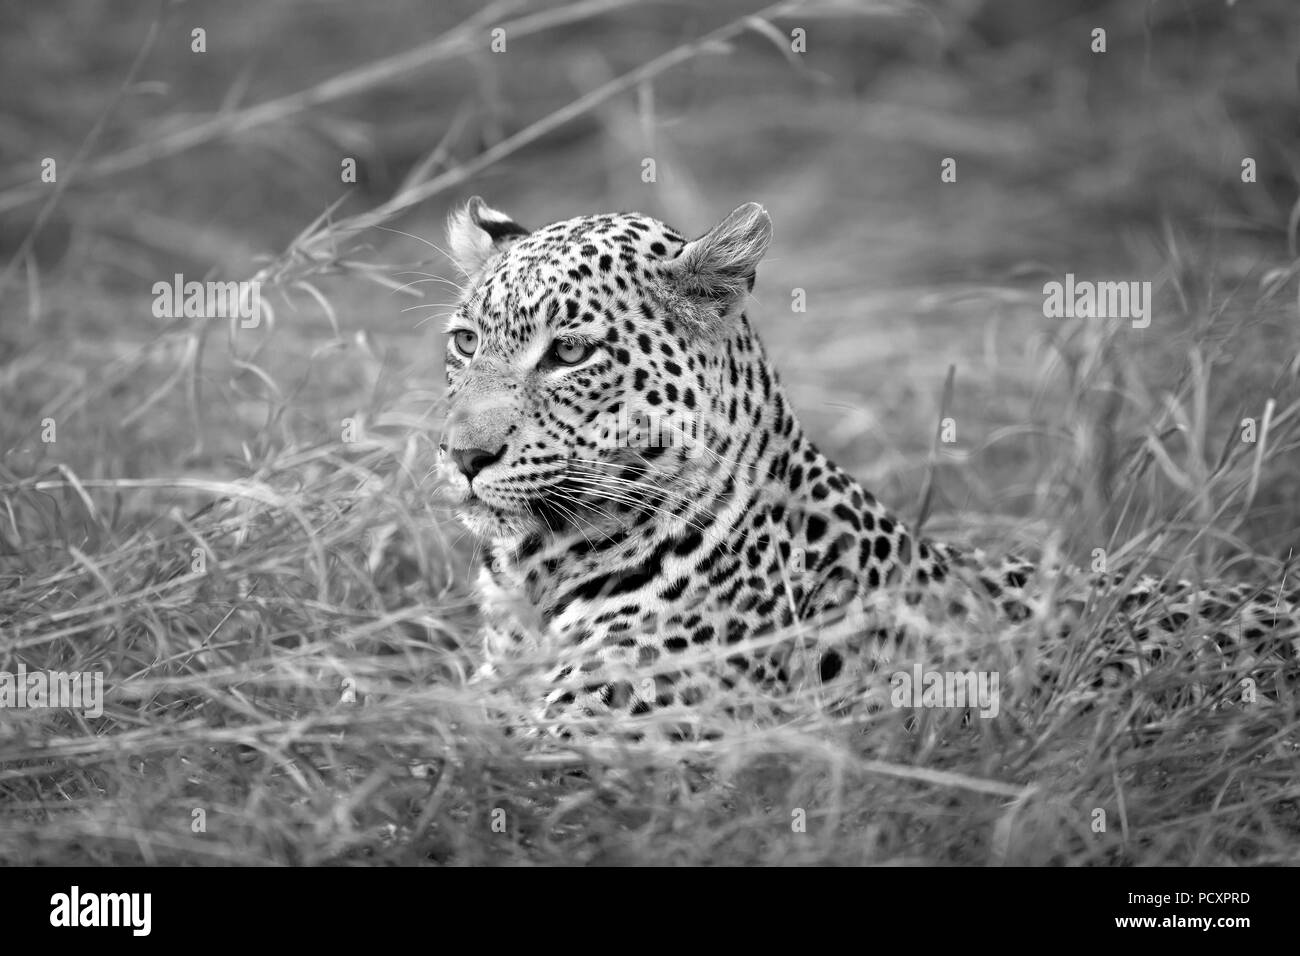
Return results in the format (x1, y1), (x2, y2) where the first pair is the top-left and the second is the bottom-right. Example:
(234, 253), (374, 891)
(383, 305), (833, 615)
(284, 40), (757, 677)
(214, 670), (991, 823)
(457, 501), (544, 544)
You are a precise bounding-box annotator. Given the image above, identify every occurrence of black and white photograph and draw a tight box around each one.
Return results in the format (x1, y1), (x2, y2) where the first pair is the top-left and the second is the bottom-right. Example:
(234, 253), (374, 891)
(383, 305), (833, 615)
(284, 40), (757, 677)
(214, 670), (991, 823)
(1, 0), (1297, 900)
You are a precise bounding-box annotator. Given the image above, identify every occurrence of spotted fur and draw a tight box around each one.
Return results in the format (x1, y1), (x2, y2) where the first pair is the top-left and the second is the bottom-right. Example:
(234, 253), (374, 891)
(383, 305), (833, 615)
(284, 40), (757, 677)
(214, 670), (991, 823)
(438, 198), (1299, 738)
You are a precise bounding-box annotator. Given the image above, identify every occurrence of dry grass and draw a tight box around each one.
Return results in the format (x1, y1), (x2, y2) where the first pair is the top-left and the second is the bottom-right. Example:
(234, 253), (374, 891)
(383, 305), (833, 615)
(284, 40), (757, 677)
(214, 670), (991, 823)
(2, 0), (1299, 865)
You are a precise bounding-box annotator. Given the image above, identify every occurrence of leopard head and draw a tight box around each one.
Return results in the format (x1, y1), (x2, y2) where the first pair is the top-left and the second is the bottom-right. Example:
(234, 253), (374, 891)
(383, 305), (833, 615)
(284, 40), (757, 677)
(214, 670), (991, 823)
(439, 198), (773, 544)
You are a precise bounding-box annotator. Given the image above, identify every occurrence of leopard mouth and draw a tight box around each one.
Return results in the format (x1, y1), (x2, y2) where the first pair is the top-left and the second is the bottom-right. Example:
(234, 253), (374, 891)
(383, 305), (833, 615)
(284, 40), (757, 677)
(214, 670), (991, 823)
(450, 452), (669, 541)
(458, 484), (612, 543)
(453, 472), (580, 539)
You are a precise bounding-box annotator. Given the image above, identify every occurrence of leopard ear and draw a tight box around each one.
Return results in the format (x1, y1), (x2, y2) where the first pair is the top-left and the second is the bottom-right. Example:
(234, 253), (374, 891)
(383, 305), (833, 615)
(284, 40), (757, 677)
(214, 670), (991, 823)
(446, 196), (529, 277)
(667, 202), (771, 308)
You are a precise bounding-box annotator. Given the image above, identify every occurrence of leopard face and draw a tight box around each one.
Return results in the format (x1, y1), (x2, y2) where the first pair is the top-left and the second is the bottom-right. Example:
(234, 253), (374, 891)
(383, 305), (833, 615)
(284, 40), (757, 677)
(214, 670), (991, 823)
(439, 198), (770, 545)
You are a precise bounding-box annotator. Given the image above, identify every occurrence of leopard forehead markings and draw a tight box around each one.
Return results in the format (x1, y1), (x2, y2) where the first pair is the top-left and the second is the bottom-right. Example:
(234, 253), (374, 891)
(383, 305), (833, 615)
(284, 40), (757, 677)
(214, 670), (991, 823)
(435, 197), (1299, 738)
(463, 215), (684, 347)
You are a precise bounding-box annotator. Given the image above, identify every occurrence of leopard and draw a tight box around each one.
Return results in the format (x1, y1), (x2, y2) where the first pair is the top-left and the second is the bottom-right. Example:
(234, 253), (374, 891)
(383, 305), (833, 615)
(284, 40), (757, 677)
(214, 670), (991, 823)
(437, 196), (1299, 740)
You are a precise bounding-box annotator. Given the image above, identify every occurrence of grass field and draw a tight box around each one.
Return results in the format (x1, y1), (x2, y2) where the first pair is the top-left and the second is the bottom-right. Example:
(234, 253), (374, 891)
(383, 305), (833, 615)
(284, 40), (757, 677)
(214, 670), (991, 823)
(2, 0), (1299, 865)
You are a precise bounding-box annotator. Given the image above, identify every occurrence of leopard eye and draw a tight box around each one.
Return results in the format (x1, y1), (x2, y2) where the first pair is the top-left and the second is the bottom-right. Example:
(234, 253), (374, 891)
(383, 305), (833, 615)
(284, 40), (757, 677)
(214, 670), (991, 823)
(552, 338), (593, 365)
(452, 330), (479, 358)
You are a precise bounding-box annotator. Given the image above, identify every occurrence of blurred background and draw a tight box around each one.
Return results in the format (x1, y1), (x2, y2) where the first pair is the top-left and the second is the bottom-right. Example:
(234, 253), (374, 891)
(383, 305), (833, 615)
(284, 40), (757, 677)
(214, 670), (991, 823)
(2, 0), (1299, 560)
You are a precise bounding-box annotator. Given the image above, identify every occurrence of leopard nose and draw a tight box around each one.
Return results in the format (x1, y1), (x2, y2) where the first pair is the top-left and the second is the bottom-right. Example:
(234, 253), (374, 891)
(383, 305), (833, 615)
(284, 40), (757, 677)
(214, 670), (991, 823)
(450, 444), (505, 480)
